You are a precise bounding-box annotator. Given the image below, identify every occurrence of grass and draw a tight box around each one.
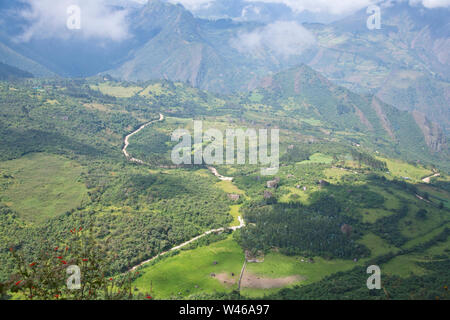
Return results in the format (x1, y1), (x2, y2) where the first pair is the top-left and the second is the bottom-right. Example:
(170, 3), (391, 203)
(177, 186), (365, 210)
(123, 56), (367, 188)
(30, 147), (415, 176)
(229, 205), (242, 227)
(382, 254), (428, 278)
(383, 228), (449, 277)
(357, 233), (400, 257)
(90, 83), (142, 98)
(215, 181), (245, 195)
(424, 236), (450, 256)
(0, 153), (88, 224)
(379, 157), (432, 182)
(241, 251), (357, 298)
(399, 200), (449, 240)
(249, 91), (263, 103)
(139, 83), (170, 97)
(214, 179), (245, 227)
(323, 168), (351, 183)
(416, 185), (450, 209)
(279, 186), (312, 205)
(300, 118), (323, 126)
(402, 222), (450, 250)
(132, 236), (244, 299)
(361, 208), (394, 223)
(359, 186), (402, 223)
(242, 233), (404, 297)
(298, 153), (333, 165)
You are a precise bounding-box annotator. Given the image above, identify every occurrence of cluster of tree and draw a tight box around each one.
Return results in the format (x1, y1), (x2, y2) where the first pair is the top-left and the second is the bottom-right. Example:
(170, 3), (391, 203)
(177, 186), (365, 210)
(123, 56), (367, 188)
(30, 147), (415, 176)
(2, 230), (144, 300)
(351, 150), (387, 171)
(264, 261), (449, 300)
(370, 205), (409, 247)
(237, 200), (369, 260)
(264, 229), (450, 300)
(0, 163), (234, 280)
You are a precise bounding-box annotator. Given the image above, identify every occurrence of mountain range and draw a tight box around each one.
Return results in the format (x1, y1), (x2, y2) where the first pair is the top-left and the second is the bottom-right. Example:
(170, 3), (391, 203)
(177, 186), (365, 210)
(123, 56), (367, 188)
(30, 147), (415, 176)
(0, 0), (448, 133)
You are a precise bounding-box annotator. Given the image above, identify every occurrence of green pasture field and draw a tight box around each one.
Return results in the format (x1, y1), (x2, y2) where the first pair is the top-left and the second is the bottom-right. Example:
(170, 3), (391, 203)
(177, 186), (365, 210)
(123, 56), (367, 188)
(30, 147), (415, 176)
(132, 236), (244, 299)
(0, 153), (88, 223)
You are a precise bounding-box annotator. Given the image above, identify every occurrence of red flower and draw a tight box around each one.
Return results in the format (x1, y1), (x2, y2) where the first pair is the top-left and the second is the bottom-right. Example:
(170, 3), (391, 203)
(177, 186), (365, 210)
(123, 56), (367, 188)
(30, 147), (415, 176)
(82, 259), (88, 262)
(54, 247), (59, 251)
(79, 227), (83, 231)
(57, 256), (63, 259)
(29, 262), (36, 267)
(9, 247), (13, 252)
(61, 260), (67, 264)
(70, 229), (73, 233)
(15, 280), (22, 286)
(54, 294), (59, 299)
(146, 296), (152, 300)
(65, 247), (69, 251)
(109, 278), (113, 281)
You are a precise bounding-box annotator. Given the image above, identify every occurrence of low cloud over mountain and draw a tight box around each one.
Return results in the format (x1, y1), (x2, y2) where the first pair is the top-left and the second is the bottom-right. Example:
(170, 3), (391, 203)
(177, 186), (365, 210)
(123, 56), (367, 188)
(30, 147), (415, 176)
(17, 0), (130, 42)
(230, 21), (316, 58)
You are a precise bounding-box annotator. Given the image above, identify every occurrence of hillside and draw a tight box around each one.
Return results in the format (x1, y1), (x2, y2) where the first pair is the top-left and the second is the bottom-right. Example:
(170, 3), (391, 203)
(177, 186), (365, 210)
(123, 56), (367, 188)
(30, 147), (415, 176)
(0, 0), (447, 134)
(248, 65), (448, 166)
(0, 77), (448, 300)
(306, 2), (450, 132)
(0, 62), (33, 80)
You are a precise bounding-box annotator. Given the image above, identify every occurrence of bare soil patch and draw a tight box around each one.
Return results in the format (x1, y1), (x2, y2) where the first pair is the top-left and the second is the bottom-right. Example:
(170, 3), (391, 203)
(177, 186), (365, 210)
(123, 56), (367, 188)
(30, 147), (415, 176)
(241, 272), (305, 289)
(215, 273), (237, 287)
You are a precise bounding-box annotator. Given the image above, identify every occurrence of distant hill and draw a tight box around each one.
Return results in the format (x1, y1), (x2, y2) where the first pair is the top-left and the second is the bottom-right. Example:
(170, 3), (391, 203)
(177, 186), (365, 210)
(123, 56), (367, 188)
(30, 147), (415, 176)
(0, 0), (447, 133)
(0, 40), (54, 78)
(305, 1), (450, 133)
(0, 62), (33, 80)
(250, 65), (447, 163)
(107, 0), (271, 93)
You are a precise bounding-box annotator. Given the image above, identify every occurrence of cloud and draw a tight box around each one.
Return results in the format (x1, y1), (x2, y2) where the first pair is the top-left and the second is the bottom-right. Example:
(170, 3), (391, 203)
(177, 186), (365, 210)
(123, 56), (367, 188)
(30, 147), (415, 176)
(18, 0), (130, 42)
(244, 0), (376, 15)
(167, 0), (450, 15)
(167, 0), (215, 11)
(245, 0), (450, 15)
(230, 21), (316, 58)
(409, 0), (450, 8)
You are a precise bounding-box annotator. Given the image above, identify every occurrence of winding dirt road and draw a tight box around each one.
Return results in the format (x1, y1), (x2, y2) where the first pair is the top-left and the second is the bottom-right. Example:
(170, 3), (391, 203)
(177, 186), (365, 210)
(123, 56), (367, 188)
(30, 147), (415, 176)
(130, 217), (245, 271)
(122, 113), (165, 164)
(123, 114), (245, 271)
(207, 166), (233, 181)
(422, 173), (440, 184)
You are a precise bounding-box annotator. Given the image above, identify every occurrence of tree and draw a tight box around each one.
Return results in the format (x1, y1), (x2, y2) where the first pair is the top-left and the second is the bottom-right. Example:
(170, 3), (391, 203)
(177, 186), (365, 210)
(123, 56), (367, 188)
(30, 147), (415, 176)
(416, 209), (428, 220)
(6, 227), (138, 300)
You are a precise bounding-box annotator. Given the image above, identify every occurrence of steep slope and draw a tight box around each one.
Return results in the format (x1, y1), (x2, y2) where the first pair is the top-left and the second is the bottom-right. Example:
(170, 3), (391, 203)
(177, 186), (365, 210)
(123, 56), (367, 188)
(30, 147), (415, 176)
(108, 0), (266, 92)
(250, 65), (447, 164)
(305, 1), (450, 132)
(0, 62), (33, 80)
(0, 0), (447, 133)
(108, 1), (449, 132)
(0, 40), (54, 77)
